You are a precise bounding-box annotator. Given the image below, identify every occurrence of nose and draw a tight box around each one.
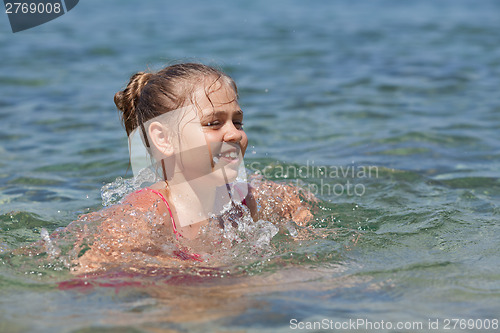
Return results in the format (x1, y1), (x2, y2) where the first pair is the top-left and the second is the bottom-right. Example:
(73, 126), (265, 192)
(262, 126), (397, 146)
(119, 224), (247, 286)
(223, 122), (242, 143)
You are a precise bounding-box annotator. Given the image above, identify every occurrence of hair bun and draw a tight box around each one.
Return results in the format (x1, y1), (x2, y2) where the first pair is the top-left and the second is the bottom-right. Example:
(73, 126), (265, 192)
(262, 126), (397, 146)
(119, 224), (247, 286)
(114, 72), (153, 135)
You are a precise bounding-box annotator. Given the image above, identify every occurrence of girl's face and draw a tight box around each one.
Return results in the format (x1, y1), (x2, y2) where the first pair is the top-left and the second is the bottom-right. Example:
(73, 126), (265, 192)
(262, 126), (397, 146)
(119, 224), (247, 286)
(176, 81), (248, 183)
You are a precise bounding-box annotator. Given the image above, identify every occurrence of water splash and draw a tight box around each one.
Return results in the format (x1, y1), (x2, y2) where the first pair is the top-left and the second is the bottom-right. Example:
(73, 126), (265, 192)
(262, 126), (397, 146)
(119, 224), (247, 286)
(101, 167), (157, 206)
(40, 228), (60, 258)
(217, 202), (279, 249)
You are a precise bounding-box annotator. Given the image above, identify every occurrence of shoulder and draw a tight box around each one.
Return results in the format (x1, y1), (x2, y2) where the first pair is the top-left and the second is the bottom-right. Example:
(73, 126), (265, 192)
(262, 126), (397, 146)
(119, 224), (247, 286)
(81, 188), (175, 243)
(83, 188), (174, 232)
(121, 188), (170, 215)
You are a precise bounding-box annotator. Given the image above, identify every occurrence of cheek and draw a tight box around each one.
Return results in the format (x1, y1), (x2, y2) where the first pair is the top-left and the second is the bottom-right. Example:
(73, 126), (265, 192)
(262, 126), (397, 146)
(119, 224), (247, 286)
(178, 124), (212, 171)
(181, 126), (211, 158)
(202, 131), (221, 145)
(202, 130), (248, 156)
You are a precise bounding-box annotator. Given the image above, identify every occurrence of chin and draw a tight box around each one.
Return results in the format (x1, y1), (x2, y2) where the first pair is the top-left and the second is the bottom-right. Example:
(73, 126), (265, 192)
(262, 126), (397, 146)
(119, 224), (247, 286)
(223, 165), (239, 182)
(209, 164), (239, 185)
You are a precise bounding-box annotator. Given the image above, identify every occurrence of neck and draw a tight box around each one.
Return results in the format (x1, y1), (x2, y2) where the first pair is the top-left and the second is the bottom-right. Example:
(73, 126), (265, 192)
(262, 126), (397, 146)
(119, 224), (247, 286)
(168, 176), (217, 227)
(152, 168), (236, 238)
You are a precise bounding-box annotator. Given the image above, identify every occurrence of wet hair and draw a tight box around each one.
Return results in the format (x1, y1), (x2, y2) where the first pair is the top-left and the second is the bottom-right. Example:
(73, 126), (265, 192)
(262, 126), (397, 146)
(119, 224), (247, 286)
(114, 63), (238, 136)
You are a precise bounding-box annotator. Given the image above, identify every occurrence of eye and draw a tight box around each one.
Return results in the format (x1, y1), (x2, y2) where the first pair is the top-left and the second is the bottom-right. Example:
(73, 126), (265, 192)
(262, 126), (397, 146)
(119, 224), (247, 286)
(233, 121), (244, 130)
(205, 121), (221, 127)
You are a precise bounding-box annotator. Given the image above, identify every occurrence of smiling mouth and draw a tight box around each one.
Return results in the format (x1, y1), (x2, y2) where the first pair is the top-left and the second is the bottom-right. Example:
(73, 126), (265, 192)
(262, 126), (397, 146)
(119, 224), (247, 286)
(213, 149), (240, 165)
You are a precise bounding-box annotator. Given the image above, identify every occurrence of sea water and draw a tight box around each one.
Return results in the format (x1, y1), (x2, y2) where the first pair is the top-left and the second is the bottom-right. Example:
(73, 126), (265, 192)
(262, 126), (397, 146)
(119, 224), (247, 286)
(1, 0), (499, 332)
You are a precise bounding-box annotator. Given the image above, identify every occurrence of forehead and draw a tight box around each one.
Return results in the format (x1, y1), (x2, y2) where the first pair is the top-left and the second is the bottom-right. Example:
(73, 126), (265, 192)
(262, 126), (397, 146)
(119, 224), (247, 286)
(193, 80), (238, 112)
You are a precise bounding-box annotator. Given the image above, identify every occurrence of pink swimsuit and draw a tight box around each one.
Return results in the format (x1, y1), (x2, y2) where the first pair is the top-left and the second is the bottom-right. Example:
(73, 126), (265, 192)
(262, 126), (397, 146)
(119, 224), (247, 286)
(137, 188), (179, 239)
(137, 188), (202, 261)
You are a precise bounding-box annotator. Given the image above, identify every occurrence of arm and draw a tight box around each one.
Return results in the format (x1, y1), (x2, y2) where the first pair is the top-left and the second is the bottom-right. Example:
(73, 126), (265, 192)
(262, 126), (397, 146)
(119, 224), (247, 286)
(245, 175), (316, 226)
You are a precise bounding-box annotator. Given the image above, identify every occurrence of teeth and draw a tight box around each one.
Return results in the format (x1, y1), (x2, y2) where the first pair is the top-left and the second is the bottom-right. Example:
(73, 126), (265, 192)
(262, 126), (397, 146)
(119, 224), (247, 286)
(216, 151), (238, 160)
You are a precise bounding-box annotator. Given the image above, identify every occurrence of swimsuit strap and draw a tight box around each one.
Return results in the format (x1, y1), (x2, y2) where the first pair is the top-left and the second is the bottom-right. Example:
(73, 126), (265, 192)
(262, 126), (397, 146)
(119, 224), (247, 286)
(137, 188), (179, 240)
(136, 188), (203, 262)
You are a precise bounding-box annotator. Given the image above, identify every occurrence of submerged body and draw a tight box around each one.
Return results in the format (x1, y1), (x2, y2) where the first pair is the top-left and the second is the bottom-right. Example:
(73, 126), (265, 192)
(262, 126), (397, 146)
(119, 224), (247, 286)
(17, 171), (315, 275)
(50, 176), (315, 274)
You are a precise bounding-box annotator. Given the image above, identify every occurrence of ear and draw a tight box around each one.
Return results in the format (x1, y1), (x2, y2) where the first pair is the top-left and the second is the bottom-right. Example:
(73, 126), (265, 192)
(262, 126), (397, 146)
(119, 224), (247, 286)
(148, 121), (174, 157)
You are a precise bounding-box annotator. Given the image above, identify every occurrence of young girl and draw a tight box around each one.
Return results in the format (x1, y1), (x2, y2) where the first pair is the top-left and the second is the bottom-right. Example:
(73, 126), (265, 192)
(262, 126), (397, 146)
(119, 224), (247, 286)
(38, 63), (315, 274)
